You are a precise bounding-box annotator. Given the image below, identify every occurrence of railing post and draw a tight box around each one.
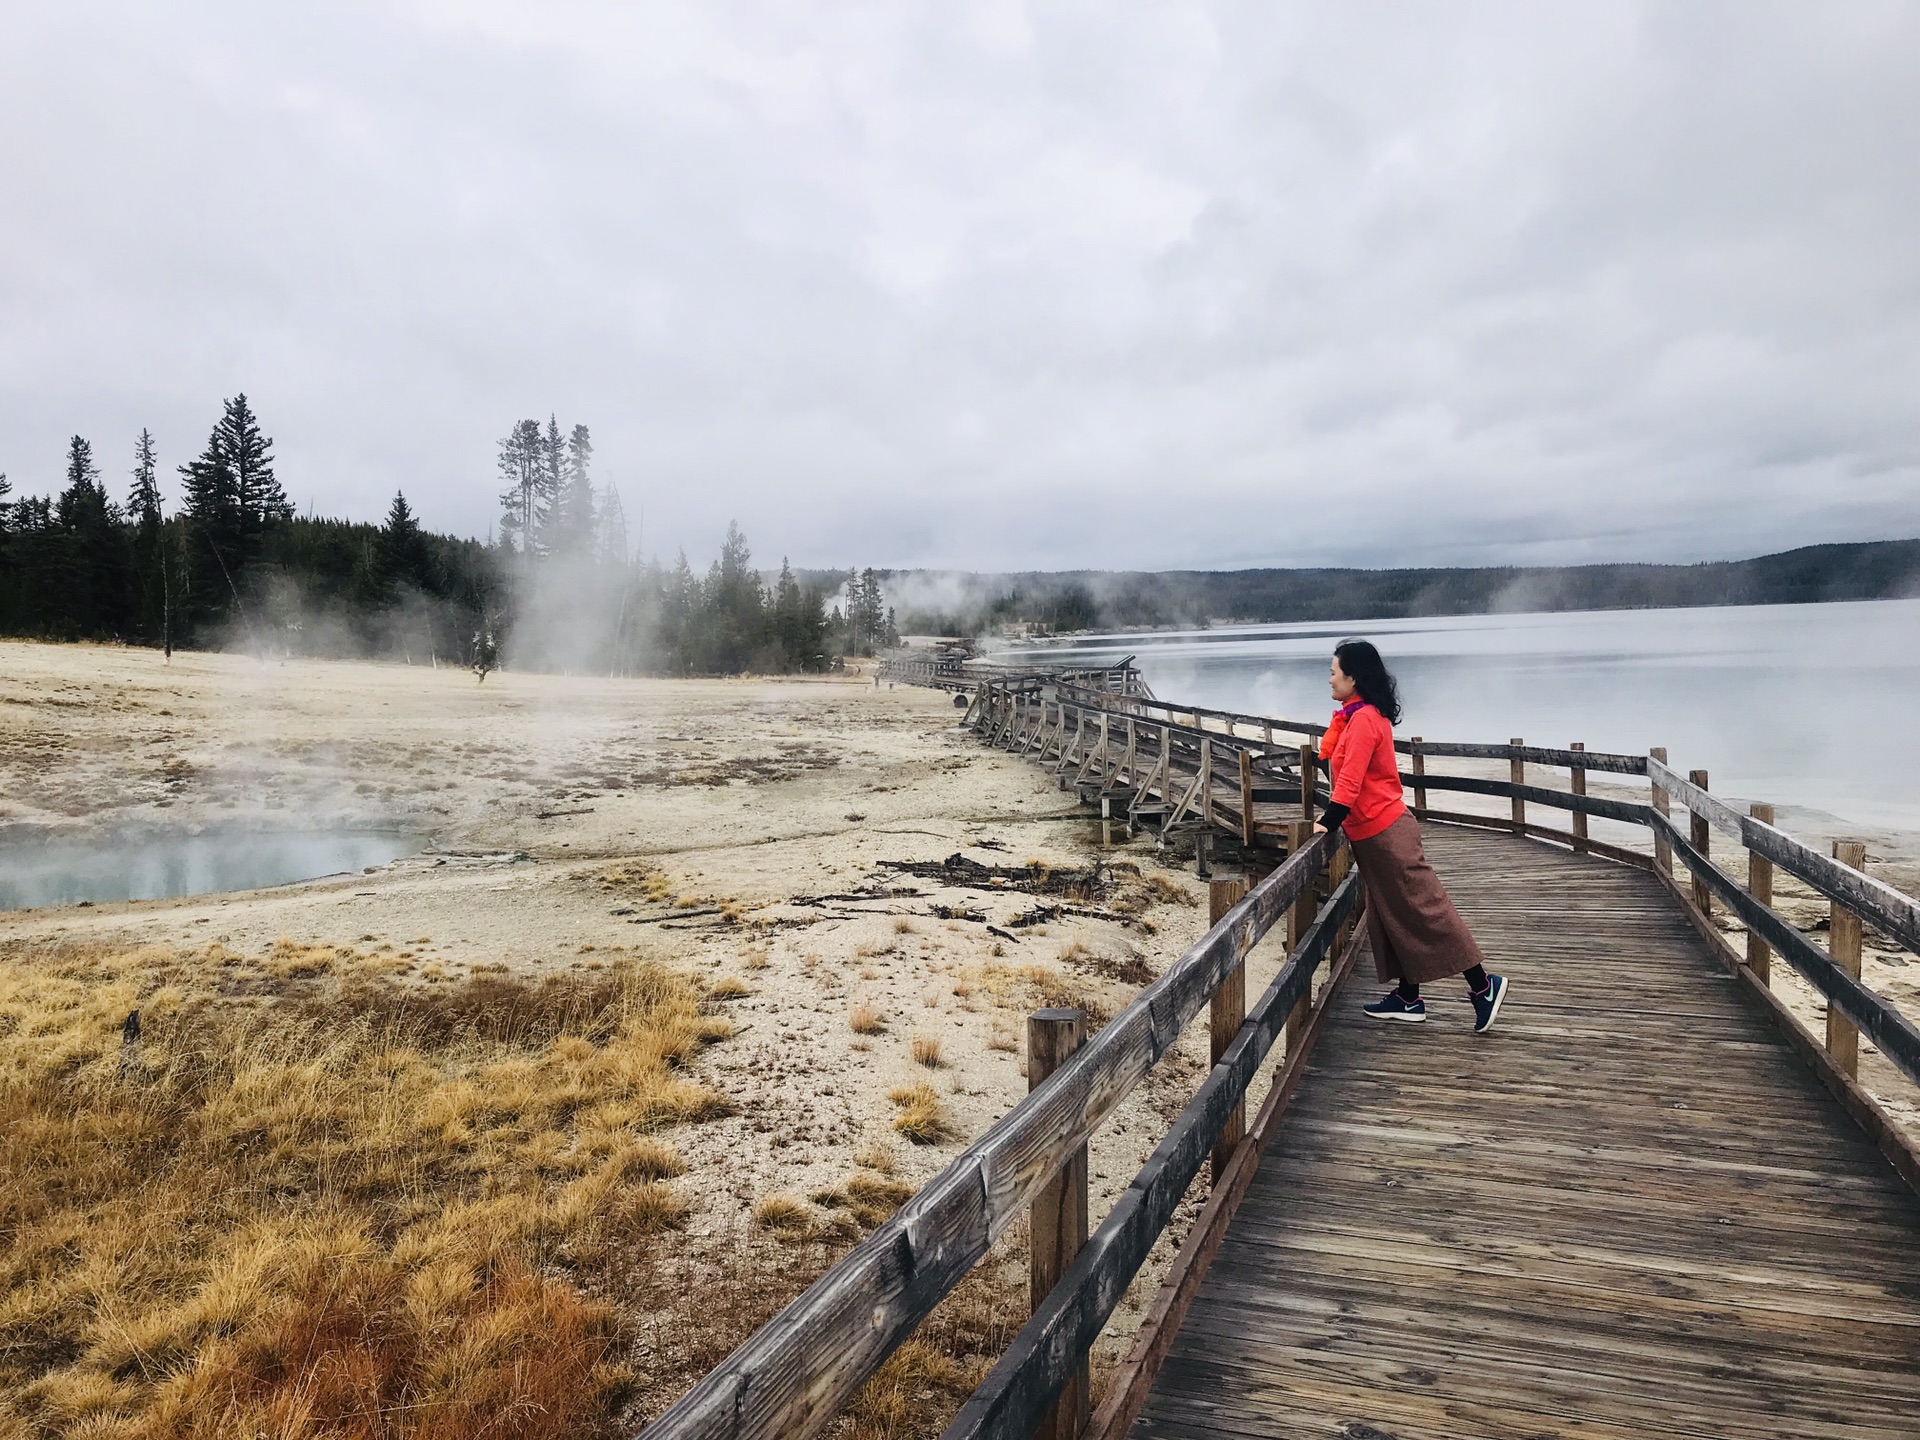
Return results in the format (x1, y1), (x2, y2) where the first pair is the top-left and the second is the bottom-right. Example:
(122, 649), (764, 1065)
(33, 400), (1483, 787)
(1100, 795), (1113, 849)
(1238, 749), (1256, 848)
(1410, 737), (1427, 819)
(1027, 1008), (1089, 1440)
(1689, 770), (1711, 915)
(1297, 742), (1316, 827)
(1747, 802), (1774, 985)
(1828, 840), (1867, 1079)
(1208, 874), (1249, 1186)
(1199, 736), (1213, 831)
(1286, 821), (1315, 1051)
(1569, 742), (1589, 855)
(1509, 738), (1525, 835)
(1650, 746), (1672, 875)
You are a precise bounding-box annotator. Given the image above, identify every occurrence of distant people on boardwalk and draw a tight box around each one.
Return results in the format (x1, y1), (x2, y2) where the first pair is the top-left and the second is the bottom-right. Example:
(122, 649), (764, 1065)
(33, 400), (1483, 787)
(1313, 639), (1509, 1032)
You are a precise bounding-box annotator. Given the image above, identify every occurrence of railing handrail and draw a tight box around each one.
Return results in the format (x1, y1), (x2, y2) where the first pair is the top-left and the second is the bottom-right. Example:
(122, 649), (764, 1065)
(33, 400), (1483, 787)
(640, 831), (1343, 1440)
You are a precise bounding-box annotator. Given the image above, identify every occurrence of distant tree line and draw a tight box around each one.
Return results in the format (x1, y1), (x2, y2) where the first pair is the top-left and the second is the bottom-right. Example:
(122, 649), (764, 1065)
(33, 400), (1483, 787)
(0, 400), (893, 676)
(886, 542), (1920, 637)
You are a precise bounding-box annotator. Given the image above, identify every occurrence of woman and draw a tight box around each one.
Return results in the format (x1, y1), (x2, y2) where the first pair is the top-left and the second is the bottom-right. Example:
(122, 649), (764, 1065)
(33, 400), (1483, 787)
(1311, 639), (1509, 1032)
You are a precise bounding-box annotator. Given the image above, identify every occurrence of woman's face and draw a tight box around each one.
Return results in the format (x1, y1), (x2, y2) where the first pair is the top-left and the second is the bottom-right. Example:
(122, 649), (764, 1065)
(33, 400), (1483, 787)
(1329, 655), (1357, 702)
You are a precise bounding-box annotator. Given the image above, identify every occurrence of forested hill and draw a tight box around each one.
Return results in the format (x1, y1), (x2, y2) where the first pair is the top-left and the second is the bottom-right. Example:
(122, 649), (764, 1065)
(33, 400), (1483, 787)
(880, 539), (1920, 634)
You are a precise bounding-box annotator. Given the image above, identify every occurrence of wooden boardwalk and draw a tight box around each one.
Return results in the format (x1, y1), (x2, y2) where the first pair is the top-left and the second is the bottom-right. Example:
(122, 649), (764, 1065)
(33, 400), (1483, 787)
(1134, 824), (1920, 1440)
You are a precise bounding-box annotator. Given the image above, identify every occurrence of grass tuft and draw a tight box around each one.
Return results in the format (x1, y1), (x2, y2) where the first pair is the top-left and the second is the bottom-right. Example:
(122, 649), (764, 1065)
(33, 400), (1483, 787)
(752, 1193), (813, 1235)
(888, 1083), (953, 1145)
(849, 1001), (886, 1035)
(708, 974), (752, 999)
(910, 1034), (943, 1068)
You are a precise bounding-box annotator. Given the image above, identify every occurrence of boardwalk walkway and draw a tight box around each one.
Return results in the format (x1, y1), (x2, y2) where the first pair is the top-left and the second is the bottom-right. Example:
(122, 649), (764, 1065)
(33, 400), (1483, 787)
(1134, 824), (1920, 1439)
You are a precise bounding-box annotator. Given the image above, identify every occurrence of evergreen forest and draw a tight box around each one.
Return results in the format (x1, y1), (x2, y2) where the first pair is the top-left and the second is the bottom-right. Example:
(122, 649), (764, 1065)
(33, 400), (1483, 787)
(0, 399), (896, 675)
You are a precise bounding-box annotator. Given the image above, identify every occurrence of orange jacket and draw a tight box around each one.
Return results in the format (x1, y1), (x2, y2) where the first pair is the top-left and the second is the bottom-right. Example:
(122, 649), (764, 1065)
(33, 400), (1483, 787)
(1325, 703), (1407, 842)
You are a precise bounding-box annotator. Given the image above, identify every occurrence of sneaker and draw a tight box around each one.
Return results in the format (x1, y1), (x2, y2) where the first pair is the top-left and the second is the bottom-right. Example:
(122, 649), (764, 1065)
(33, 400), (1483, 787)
(1362, 991), (1427, 1023)
(1472, 974), (1509, 1034)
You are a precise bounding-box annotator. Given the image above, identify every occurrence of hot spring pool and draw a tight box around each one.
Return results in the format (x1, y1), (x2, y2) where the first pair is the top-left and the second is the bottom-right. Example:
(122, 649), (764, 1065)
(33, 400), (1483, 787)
(0, 828), (429, 910)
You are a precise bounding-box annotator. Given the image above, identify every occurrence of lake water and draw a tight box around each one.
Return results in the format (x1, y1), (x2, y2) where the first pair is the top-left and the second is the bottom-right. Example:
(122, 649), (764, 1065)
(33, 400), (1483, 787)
(1001, 599), (1920, 834)
(0, 828), (428, 910)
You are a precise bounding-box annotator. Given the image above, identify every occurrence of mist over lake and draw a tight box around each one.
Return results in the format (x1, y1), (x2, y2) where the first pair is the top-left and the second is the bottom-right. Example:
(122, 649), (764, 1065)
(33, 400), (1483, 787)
(1003, 598), (1920, 834)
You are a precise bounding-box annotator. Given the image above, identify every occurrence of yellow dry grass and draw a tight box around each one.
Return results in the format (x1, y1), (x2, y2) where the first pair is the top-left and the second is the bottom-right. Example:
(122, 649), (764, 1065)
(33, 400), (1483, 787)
(752, 1193), (813, 1234)
(0, 937), (734, 1438)
(887, 1083), (952, 1145)
(910, 1034), (943, 1069)
(849, 1001), (887, 1035)
(708, 974), (752, 999)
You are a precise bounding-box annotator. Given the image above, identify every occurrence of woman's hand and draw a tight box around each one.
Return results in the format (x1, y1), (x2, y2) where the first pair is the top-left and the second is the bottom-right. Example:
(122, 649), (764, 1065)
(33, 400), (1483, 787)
(1311, 822), (1327, 835)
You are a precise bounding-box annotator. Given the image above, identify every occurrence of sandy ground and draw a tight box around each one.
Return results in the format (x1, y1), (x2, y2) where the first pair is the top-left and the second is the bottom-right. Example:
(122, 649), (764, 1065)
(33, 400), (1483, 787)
(0, 640), (1272, 1410)
(5, 638), (1917, 1417)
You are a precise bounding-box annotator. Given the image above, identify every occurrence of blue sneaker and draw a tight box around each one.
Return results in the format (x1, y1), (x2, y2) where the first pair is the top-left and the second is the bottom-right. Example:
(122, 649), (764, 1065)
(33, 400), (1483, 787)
(1472, 974), (1509, 1034)
(1362, 991), (1426, 1023)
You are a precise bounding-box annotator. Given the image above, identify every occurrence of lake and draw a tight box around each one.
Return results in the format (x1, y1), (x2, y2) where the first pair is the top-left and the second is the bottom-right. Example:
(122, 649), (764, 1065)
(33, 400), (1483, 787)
(1000, 599), (1920, 835)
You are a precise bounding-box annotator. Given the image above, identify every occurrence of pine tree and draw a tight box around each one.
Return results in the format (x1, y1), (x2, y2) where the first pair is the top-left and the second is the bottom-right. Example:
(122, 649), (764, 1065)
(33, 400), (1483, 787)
(495, 419), (545, 556)
(597, 481), (629, 566)
(552, 422), (596, 560)
(129, 429), (168, 645)
(374, 490), (432, 597)
(539, 414), (565, 555)
(56, 436), (129, 638)
(216, 394), (288, 544)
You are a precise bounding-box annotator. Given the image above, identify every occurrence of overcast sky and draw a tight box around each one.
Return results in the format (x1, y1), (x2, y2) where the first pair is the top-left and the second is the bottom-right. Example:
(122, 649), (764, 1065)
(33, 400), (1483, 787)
(3, 2), (1917, 571)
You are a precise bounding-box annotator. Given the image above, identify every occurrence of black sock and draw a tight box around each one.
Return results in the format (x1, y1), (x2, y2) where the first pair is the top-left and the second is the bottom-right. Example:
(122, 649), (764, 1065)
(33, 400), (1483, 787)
(1464, 964), (1490, 995)
(1396, 979), (1420, 1003)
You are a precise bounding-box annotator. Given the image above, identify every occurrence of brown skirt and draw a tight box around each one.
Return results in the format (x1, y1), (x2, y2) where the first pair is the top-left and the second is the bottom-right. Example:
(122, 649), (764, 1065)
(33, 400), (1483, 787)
(1350, 812), (1488, 985)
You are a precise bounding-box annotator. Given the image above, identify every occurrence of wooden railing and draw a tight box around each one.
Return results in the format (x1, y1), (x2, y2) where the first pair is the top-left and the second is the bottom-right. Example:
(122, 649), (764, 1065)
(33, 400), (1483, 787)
(642, 674), (1920, 1439)
(641, 824), (1356, 1439)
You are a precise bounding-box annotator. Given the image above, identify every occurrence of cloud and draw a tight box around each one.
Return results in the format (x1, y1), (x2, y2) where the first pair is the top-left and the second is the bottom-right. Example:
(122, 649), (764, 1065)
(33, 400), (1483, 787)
(1, 0), (1915, 569)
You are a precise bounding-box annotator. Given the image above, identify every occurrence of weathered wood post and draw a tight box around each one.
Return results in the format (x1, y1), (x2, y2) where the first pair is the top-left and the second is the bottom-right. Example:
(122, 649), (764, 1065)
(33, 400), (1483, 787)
(1828, 839), (1867, 1079)
(1199, 736), (1214, 831)
(1689, 770), (1711, 916)
(1100, 796), (1113, 850)
(1510, 738), (1526, 835)
(1027, 1008), (1089, 1440)
(1208, 874), (1250, 1186)
(1298, 742), (1316, 828)
(1286, 820), (1315, 1051)
(1238, 749), (1256, 848)
(1570, 742), (1589, 855)
(1410, 737), (1427, 819)
(1650, 746), (1673, 875)
(1747, 802), (1775, 985)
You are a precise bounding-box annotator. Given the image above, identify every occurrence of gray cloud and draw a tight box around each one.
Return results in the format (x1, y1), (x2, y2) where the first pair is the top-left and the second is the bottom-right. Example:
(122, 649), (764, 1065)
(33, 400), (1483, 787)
(2, 0), (1916, 570)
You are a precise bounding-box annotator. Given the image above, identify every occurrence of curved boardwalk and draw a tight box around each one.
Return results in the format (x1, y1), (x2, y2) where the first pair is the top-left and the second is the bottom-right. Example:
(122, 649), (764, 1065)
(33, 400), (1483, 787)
(1135, 825), (1920, 1440)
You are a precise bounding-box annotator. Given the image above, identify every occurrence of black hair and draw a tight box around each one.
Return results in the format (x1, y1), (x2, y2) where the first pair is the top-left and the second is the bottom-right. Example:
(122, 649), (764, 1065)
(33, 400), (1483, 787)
(1333, 639), (1403, 725)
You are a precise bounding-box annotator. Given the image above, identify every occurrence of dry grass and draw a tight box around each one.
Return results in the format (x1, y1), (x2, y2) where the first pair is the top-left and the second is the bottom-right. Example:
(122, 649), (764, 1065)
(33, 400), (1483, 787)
(752, 1193), (814, 1235)
(853, 1140), (897, 1174)
(911, 1034), (943, 1069)
(849, 1000), (887, 1035)
(708, 974), (752, 999)
(888, 1083), (952, 1145)
(0, 938), (735, 1437)
(892, 917), (917, 935)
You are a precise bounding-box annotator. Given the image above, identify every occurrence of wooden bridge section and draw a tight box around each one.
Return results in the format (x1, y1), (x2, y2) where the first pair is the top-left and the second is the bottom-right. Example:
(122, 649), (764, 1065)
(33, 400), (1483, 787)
(642, 673), (1920, 1440)
(1133, 825), (1920, 1439)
